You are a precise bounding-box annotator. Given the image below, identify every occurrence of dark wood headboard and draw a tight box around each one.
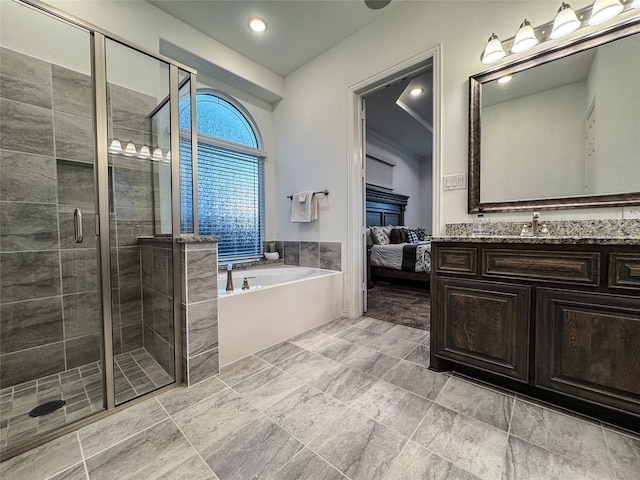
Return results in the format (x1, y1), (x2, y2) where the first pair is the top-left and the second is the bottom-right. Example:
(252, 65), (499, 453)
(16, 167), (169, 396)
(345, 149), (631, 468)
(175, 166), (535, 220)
(365, 184), (409, 227)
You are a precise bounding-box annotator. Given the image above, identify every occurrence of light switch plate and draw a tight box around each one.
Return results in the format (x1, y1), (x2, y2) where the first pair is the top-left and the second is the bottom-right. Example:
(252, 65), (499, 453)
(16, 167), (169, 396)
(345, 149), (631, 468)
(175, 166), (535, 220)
(443, 174), (467, 191)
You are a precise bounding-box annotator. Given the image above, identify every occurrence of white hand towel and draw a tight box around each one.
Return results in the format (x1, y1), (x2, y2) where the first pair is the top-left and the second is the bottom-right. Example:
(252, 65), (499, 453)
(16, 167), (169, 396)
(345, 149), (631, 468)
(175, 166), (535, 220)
(291, 191), (315, 222)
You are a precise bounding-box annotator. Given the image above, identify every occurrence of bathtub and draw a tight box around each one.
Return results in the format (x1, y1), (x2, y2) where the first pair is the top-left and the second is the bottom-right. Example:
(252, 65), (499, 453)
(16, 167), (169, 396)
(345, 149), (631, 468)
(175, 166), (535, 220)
(217, 266), (343, 366)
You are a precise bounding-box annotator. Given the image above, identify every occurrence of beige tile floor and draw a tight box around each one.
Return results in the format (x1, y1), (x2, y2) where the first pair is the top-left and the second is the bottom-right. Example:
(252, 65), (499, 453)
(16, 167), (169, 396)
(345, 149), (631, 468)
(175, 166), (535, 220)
(2, 316), (639, 480)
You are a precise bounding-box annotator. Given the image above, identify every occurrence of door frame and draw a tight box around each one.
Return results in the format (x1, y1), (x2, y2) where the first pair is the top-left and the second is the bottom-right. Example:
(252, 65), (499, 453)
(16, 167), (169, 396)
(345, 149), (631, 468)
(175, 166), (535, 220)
(346, 45), (442, 319)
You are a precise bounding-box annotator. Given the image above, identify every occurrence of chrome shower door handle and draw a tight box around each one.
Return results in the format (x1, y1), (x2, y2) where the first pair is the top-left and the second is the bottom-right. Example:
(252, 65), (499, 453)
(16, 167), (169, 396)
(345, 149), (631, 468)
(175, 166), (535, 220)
(74, 208), (83, 243)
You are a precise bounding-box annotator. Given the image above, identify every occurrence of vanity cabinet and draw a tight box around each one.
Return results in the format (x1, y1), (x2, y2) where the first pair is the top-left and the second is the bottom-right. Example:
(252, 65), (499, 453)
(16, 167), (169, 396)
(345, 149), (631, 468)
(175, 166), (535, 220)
(431, 240), (640, 430)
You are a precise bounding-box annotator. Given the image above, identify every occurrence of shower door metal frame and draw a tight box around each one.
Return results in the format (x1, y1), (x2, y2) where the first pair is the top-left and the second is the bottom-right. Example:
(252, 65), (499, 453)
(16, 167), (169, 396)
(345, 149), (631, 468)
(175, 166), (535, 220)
(2, 0), (197, 461)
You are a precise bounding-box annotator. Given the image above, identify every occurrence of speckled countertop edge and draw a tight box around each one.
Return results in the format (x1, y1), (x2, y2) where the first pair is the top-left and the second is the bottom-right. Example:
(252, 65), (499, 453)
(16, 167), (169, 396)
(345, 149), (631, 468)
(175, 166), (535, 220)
(431, 236), (640, 245)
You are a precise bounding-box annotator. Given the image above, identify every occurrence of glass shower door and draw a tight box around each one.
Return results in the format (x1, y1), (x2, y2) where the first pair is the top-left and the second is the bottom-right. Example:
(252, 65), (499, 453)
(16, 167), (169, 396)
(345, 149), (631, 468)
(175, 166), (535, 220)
(0, 0), (104, 453)
(104, 39), (176, 405)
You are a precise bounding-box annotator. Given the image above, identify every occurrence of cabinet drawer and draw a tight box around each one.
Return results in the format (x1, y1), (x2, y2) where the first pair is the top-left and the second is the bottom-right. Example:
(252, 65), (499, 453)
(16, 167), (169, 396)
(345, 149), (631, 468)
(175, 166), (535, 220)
(609, 253), (640, 290)
(435, 247), (477, 275)
(483, 249), (600, 285)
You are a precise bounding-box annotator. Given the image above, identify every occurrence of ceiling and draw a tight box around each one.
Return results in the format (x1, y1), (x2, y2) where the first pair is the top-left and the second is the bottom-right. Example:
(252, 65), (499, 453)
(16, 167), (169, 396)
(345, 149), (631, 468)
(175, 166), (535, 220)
(148, 0), (431, 159)
(365, 69), (433, 159)
(148, 0), (407, 77)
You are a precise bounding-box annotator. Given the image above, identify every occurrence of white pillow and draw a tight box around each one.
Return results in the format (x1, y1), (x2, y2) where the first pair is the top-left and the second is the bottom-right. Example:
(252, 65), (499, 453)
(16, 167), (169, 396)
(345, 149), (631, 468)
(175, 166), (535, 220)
(370, 226), (390, 245)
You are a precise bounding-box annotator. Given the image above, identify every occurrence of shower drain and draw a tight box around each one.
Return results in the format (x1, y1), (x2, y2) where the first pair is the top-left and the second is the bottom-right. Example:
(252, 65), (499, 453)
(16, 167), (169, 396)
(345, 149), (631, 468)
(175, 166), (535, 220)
(29, 400), (66, 417)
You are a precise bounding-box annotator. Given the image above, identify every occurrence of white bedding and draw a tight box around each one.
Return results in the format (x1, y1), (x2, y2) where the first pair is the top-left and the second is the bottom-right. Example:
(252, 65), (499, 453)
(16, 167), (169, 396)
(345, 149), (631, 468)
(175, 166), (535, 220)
(370, 241), (431, 273)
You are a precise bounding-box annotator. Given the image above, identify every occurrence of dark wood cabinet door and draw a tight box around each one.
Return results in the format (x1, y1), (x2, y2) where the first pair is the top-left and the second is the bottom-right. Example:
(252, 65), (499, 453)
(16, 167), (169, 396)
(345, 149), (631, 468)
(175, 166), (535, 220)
(536, 288), (640, 415)
(434, 277), (531, 381)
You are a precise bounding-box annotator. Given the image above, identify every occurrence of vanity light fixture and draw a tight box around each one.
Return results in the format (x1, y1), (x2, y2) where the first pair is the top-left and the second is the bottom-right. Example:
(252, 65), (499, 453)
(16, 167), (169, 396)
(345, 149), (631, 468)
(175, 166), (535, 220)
(589, 0), (624, 25)
(550, 2), (581, 39)
(124, 142), (137, 157)
(108, 139), (122, 154)
(511, 19), (538, 53)
(481, 33), (506, 64)
(248, 18), (267, 33)
(409, 87), (424, 96)
(481, 0), (640, 65)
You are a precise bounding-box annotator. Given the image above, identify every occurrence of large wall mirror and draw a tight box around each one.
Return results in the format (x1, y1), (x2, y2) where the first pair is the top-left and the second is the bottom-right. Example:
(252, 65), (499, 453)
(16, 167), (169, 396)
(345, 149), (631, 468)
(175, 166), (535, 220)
(469, 19), (640, 213)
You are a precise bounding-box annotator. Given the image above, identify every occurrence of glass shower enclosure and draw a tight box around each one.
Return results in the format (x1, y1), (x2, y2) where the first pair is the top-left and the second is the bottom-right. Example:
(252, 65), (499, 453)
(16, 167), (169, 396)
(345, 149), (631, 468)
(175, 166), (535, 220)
(0, 0), (195, 459)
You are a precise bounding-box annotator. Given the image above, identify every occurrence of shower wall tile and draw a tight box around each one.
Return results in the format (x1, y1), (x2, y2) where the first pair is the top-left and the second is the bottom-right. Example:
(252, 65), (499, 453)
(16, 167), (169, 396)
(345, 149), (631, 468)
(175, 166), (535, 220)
(65, 333), (101, 369)
(152, 247), (171, 295)
(63, 292), (101, 339)
(154, 334), (175, 375)
(0, 47), (52, 109)
(118, 285), (142, 326)
(153, 294), (173, 342)
(181, 241), (220, 385)
(60, 248), (98, 295)
(0, 99), (54, 156)
(0, 150), (56, 203)
(56, 160), (95, 208)
(113, 166), (154, 212)
(54, 111), (95, 163)
(116, 219), (153, 247)
(187, 348), (219, 387)
(52, 65), (92, 118)
(109, 84), (157, 133)
(0, 251), (61, 302)
(300, 242), (320, 268)
(0, 202), (59, 252)
(0, 297), (63, 353)
(284, 241), (300, 266)
(114, 206), (154, 222)
(58, 206), (97, 250)
(0, 342), (65, 389)
(117, 246), (141, 288)
(186, 299), (218, 357)
(142, 286), (155, 329)
(121, 324), (143, 353)
(186, 248), (218, 303)
(320, 242), (341, 271)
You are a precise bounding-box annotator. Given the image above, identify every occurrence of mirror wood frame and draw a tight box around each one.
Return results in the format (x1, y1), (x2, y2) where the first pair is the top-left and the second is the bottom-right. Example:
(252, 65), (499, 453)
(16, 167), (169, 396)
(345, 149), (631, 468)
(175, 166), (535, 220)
(469, 18), (640, 213)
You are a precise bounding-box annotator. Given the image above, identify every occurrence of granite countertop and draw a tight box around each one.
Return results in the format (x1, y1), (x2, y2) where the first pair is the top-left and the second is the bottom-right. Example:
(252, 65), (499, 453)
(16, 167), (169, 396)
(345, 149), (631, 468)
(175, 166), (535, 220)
(431, 236), (640, 246)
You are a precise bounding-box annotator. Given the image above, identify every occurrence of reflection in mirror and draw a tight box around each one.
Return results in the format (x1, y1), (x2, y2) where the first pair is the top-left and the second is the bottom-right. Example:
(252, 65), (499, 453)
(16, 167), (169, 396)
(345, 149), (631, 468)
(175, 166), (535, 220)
(469, 19), (640, 212)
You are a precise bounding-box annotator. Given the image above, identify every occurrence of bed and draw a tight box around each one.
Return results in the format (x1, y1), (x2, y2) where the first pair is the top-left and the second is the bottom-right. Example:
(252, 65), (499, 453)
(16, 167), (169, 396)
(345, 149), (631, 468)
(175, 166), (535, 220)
(365, 184), (431, 286)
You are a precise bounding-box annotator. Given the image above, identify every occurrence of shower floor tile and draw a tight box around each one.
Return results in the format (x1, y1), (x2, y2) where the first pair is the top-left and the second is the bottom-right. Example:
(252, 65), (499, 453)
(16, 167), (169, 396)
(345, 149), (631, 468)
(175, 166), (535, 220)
(0, 348), (173, 451)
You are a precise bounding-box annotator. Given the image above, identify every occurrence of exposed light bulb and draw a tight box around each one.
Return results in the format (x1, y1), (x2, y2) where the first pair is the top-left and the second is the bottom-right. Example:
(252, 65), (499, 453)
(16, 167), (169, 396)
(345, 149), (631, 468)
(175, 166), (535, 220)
(248, 18), (267, 33)
(550, 3), (581, 40)
(481, 33), (506, 64)
(589, 0), (623, 25)
(511, 19), (538, 53)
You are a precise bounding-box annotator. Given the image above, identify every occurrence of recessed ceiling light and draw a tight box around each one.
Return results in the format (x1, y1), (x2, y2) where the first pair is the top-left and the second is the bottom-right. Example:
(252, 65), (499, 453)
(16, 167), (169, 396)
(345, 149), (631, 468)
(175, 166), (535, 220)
(249, 18), (267, 33)
(497, 75), (512, 84)
(409, 87), (423, 96)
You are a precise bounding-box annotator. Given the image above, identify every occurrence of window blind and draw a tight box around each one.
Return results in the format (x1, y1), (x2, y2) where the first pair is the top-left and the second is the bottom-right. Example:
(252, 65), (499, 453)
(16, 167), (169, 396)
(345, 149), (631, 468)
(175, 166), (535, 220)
(181, 139), (264, 259)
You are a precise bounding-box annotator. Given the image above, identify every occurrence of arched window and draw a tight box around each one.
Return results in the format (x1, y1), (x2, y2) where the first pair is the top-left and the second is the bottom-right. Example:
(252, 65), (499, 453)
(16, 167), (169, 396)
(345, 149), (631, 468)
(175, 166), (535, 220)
(180, 91), (265, 260)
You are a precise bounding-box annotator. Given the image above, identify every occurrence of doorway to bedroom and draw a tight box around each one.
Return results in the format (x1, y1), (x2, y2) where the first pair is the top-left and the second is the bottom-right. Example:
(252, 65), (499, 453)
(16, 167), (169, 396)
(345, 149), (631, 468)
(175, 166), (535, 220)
(362, 61), (434, 331)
